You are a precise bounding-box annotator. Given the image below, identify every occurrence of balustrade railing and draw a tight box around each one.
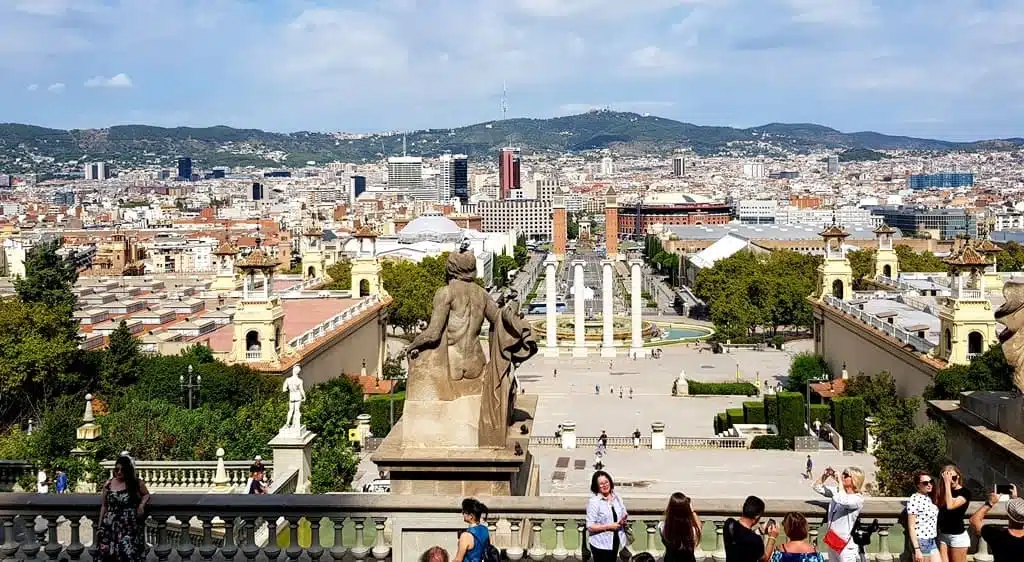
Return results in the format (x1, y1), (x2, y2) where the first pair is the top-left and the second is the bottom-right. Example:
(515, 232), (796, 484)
(823, 295), (935, 354)
(664, 437), (746, 449)
(287, 295), (381, 351)
(0, 494), (1011, 562)
(531, 437), (746, 449)
(101, 460), (273, 493)
(0, 461), (34, 492)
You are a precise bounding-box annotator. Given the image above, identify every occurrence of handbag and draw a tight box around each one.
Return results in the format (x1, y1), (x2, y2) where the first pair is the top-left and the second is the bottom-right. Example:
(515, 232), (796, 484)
(823, 526), (850, 553)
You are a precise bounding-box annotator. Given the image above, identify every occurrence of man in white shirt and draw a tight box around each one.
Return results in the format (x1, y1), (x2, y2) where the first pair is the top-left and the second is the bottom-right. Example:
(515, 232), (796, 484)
(36, 469), (48, 494)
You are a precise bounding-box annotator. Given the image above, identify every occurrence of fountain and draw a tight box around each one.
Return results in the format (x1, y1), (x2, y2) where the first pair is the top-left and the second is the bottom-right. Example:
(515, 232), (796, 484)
(530, 316), (712, 346)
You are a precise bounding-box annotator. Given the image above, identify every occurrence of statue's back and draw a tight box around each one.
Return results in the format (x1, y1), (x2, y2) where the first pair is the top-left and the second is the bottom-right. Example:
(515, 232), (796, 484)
(445, 281), (489, 381)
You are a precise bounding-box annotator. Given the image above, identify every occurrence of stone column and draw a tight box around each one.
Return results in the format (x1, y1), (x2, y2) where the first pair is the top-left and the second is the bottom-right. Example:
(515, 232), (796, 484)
(865, 416), (877, 454)
(601, 260), (616, 357)
(573, 260), (587, 357)
(560, 421), (576, 449)
(630, 260), (644, 358)
(544, 255), (559, 357)
(651, 421), (666, 450)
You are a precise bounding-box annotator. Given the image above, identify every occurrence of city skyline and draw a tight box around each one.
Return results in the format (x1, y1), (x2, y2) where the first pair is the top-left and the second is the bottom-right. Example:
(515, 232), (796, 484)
(1, 0), (1022, 141)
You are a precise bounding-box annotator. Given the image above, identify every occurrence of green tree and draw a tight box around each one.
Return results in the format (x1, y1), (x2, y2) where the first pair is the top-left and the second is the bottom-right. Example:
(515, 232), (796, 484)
(567, 214), (580, 240)
(513, 235), (529, 267)
(786, 352), (830, 392)
(14, 238), (78, 310)
(847, 248), (876, 288)
(324, 258), (352, 290)
(383, 355), (406, 382)
(101, 320), (142, 394)
(492, 254), (518, 288)
(996, 242), (1024, 272)
(874, 423), (947, 496)
(895, 245), (947, 272)
(925, 346), (1014, 399)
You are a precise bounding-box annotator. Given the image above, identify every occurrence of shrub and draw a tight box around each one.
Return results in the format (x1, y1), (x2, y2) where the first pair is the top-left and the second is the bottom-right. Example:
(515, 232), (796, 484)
(727, 408), (744, 427)
(832, 397), (867, 450)
(776, 392), (805, 442)
(716, 412), (729, 433)
(787, 352), (831, 392)
(743, 401), (766, 424)
(751, 435), (790, 449)
(763, 395), (779, 426)
(686, 381), (758, 396)
(770, 335), (785, 349)
(713, 414), (721, 435)
(809, 404), (831, 426)
(364, 394), (404, 438)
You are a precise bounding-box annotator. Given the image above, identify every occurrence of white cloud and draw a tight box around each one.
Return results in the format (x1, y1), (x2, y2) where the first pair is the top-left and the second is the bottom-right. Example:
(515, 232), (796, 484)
(26, 83), (38, 91)
(512, 0), (685, 18)
(786, 0), (876, 27)
(84, 73), (133, 88)
(47, 82), (65, 93)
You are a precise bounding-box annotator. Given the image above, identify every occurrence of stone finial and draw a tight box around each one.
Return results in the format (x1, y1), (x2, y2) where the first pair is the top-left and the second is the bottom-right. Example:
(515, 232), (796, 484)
(213, 447), (229, 490)
(83, 393), (95, 423)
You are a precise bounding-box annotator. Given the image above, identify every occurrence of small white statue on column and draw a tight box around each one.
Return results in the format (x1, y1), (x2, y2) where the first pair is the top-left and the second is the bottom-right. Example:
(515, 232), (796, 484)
(283, 364), (306, 433)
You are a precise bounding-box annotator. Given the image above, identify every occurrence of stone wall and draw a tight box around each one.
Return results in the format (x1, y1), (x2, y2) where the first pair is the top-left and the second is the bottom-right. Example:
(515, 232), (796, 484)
(931, 399), (1024, 492)
(297, 310), (385, 386)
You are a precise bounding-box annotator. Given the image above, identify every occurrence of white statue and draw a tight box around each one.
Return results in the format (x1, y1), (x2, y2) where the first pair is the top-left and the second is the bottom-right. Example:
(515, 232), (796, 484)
(284, 364), (306, 430)
(673, 369), (688, 396)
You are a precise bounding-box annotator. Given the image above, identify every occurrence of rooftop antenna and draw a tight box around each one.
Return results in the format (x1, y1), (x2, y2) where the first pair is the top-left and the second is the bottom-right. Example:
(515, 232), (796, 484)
(502, 81), (514, 149)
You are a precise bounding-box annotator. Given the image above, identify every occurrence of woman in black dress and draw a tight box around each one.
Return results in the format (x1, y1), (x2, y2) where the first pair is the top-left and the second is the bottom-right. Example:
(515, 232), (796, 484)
(97, 455), (151, 562)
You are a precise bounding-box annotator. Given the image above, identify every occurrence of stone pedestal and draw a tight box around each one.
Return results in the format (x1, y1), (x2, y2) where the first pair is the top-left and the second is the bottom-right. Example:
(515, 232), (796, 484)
(629, 260), (644, 358)
(213, 448), (230, 491)
(560, 421), (576, 449)
(672, 372), (688, 396)
(269, 427), (316, 494)
(572, 260), (587, 358)
(372, 395), (538, 496)
(544, 256), (559, 357)
(357, 413), (372, 443)
(864, 417), (877, 454)
(72, 393), (102, 493)
(601, 260), (616, 358)
(651, 421), (666, 450)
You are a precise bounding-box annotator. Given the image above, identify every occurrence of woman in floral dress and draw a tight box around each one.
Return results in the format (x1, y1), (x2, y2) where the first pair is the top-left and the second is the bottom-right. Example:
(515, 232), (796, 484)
(97, 455), (151, 562)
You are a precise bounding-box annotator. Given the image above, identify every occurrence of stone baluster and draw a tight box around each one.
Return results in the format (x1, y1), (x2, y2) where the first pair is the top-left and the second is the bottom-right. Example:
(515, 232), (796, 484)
(644, 520), (660, 556)
(175, 517), (196, 562)
(808, 527), (819, 552)
(349, 517), (369, 560)
(576, 519), (588, 561)
(506, 519), (525, 561)
(551, 519), (569, 561)
(371, 517), (389, 560)
(21, 516), (40, 562)
(240, 518), (259, 562)
(712, 522), (726, 562)
(307, 518), (323, 562)
(285, 517), (302, 562)
(874, 524), (894, 562)
(65, 516), (85, 562)
(221, 518), (238, 562)
(87, 515), (100, 562)
(527, 519), (546, 561)
(43, 516), (61, 562)
(1, 515), (19, 562)
(198, 517), (217, 562)
(693, 520), (707, 562)
(974, 529), (994, 562)
(328, 516), (348, 562)
(264, 518), (281, 562)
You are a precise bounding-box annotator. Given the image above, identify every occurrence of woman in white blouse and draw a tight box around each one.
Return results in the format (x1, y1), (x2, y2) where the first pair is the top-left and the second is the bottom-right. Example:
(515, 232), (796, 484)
(813, 466), (865, 562)
(906, 471), (941, 562)
(586, 470), (629, 562)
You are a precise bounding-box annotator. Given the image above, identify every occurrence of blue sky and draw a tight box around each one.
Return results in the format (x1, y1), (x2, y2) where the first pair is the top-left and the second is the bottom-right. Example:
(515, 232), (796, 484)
(1, 0), (1022, 141)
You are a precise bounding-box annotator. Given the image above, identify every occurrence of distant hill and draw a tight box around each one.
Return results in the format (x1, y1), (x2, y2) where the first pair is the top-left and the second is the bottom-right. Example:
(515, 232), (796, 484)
(0, 110), (1020, 173)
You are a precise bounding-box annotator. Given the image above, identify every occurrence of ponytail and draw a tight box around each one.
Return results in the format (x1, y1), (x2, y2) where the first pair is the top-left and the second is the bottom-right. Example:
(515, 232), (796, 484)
(461, 498), (488, 522)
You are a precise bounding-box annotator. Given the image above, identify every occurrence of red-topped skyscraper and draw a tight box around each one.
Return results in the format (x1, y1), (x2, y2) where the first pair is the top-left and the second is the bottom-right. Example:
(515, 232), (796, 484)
(498, 147), (521, 200)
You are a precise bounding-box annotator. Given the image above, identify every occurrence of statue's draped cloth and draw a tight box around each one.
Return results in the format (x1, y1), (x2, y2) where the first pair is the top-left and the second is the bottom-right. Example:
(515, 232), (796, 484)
(479, 301), (538, 447)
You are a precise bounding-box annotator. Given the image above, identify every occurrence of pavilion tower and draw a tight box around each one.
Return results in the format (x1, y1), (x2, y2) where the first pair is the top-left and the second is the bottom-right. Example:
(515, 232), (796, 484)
(817, 220), (853, 300)
(873, 223), (899, 280)
(350, 227), (383, 297)
(936, 244), (998, 365)
(230, 239), (285, 364)
(301, 224), (326, 280)
(210, 240), (240, 293)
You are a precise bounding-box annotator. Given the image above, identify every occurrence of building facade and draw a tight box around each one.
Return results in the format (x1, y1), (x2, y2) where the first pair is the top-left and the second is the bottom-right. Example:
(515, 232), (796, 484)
(498, 148), (521, 200)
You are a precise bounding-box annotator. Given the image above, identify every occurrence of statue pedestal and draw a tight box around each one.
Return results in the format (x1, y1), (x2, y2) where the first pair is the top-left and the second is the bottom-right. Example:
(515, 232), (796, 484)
(269, 426), (316, 493)
(372, 395), (538, 496)
(600, 346), (617, 358)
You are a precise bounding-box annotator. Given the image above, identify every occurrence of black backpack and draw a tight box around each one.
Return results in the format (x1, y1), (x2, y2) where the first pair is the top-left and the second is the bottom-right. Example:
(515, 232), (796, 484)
(484, 541), (500, 562)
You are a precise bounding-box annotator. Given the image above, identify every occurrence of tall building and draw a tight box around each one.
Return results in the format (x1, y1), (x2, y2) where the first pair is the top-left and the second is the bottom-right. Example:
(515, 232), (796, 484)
(827, 155), (840, 175)
(672, 156), (685, 177)
(251, 182), (264, 201)
(439, 154), (469, 204)
(600, 157), (614, 176)
(498, 148), (521, 200)
(868, 205), (977, 240)
(177, 157), (193, 181)
(350, 175), (367, 203)
(907, 173), (974, 190)
(85, 162), (110, 181)
(387, 156), (423, 195)
(53, 191), (75, 206)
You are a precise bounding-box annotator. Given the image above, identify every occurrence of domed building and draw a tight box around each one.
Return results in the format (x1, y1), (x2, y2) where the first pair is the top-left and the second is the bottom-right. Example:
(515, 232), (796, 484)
(396, 212), (465, 244)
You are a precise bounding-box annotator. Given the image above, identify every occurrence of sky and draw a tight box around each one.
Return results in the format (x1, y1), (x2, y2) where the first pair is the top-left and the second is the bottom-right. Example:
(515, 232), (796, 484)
(1, 0), (1022, 141)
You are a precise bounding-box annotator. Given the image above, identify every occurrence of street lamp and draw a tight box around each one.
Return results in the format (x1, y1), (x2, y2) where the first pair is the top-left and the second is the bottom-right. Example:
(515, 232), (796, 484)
(180, 364), (201, 410)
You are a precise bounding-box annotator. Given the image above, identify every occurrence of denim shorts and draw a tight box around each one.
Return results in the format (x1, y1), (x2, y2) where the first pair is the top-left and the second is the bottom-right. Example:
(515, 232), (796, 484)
(937, 532), (971, 549)
(919, 538), (938, 554)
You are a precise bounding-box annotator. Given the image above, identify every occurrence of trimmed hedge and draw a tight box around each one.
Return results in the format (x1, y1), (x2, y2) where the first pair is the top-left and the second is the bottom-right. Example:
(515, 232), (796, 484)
(809, 403), (831, 426)
(364, 395), (404, 438)
(832, 397), (867, 450)
(763, 395), (779, 426)
(776, 392), (805, 442)
(751, 435), (790, 450)
(727, 408), (744, 427)
(716, 412), (729, 433)
(743, 401), (766, 424)
(687, 381), (759, 396)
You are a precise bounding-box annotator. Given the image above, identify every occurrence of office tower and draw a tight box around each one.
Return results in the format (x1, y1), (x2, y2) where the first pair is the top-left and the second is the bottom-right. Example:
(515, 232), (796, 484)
(600, 157), (614, 176)
(251, 182), (264, 201)
(439, 153), (469, 204)
(906, 173), (975, 189)
(85, 162), (110, 181)
(211, 167), (229, 179)
(387, 156), (423, 195)
(53, 191), (75, 206)
(177, 157), (193, 181)
(498, 148), (521, 200)
(350, 175), (367, 203)
(0, 174), (9, 189)
(827, 155), (839, 175)
(672, 155), (685, 177)
(418, 167), (441, 202)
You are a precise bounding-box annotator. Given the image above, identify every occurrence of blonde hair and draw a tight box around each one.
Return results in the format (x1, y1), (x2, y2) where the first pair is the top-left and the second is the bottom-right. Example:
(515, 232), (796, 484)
(845, 467), (865, 493)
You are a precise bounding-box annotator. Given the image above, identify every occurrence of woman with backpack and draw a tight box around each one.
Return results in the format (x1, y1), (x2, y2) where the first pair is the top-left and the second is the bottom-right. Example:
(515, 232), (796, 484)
(454, 498), (496, 562)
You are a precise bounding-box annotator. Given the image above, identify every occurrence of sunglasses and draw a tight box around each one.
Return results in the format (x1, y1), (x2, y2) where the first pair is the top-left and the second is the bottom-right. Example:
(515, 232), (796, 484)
(842, 472), (850, 478)
(919, 479), (933, 486)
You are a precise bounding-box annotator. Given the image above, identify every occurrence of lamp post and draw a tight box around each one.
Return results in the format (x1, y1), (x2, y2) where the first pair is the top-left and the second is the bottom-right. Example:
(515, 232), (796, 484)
(180, 365), (201, 410)
(805, 371), (829, 436)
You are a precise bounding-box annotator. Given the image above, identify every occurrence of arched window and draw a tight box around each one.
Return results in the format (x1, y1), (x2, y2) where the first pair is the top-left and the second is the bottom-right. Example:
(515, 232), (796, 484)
(307, 266), (316, 278)
(831, 279), (844, 299)
(968, 331), (984, 356)
(246, 330), (261, 351)
(944, 329), (952, 352)
(883, 264), (892, 278)
(359, 279), (370, 297)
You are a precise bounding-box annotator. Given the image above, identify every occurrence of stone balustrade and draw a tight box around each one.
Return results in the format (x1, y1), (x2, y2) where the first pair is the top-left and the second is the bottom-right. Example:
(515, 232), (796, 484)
(527, 436), (747, 450)
(823, 295), (934, 353)
(287, 295), (380, 351)
(0, 461), (34, 492)
(1, 460), (272, 493)
(0, 494), (1011, 562)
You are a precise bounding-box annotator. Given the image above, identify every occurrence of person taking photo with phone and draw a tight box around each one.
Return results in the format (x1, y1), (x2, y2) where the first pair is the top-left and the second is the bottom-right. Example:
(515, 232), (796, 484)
(813, 466), (865, 562)
(723, 495), (777, 562)
(969, 484), (1024, 562)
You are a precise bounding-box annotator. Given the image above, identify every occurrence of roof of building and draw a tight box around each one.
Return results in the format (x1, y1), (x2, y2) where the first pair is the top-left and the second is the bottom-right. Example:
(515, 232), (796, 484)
(353, 226), (379, 239)
(873, 223), (897, 235)
(974, 239), (1001, 254)
(820, 224), (850, 238)
(212, 241), (238, 256)
(203, 298), (361, 353)
(945, 245), (989, 267)
(688, 233), (755, 270)
(667, 223), (891, 242)
(236, 249), (278, 269)
(398, 212), (464, 243)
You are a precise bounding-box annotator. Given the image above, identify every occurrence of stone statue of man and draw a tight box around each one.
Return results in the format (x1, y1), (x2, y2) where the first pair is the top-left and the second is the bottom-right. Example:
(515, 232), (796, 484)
(996, 280), (1024, 394)
(283, 364), (306, 429)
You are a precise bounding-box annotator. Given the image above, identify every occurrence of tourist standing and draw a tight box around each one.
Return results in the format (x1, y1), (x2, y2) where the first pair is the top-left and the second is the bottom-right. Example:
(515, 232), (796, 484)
(55, 469), (68, 494)
(770, 513), (825, 562)
(453, 498), (491, 562)
(36, 467), (48, 494)
(421, 546), (449, 562)
(97, 455), (151, 562)
(907, 470), (941, 562)
(596, 384), (601, 395)
(600, 430), (608, 449)
(969, 485), (1024, 562)
(805, 456), (813, 480)
(723, 495), (775, 562)
(586, 471), (629, 562)
(248, 472), (267, 494)
(629, 387), (634, 399)
(659, 492), (701, 562)
(633, 428), (641, 448)
(250, 455), (265, 476)
(936, 466), (971, 562)
(813, 467), (865, 562)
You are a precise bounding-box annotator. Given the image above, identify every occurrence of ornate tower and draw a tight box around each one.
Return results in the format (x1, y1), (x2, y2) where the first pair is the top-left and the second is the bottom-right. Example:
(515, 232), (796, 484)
(873, 223), (899, 280)
(350, 227), (383, 297)
(604, 186), (619, 260)
(936, 245), (998, 366)
(552, 195), (567, 260)
(301, 225), (326, 280)
(210, 240), (240, 293)
(817, 221), (853, 300)
(974, 238), (1004, 296)
(230, 243), (285, 365)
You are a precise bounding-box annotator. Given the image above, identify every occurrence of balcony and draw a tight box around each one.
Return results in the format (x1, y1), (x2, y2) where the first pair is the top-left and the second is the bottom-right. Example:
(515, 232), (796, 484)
(0, 494), (1009, 561)
(246, 351), (262, 361)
